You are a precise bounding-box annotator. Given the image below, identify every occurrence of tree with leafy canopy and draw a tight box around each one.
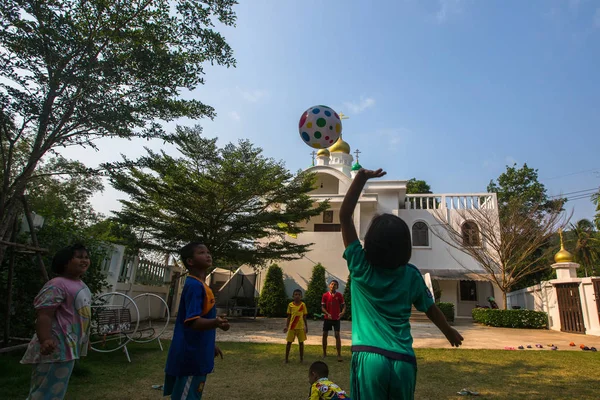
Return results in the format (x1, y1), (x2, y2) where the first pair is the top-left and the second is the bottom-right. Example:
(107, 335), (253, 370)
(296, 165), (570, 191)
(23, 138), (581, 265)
(258, 264), (288, 318)
(0, 0), (237, 264)
(567, 219), (600, 278)
(106, 125), (329, 266)
(304, 263), (327, 319)
(406, 178), (435, 209)
(593, 191), (600, 230)
(406, 178), (432, 194)
(487, 163), (564, 220)
(0, 169), (110, 337)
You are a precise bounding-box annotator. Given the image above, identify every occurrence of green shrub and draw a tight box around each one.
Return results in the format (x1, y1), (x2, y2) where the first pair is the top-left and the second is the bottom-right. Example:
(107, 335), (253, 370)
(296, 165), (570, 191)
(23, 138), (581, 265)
(258, 264), (288, 317)
(472, 308), (548, 329)
(304, 263), (327, 318)
(342, 275), (351, 321)
(437, 302), (454, 322)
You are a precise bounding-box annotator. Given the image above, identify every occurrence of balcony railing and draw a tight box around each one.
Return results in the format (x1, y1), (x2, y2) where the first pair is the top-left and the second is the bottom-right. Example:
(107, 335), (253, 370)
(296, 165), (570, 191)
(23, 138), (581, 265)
(405, 193), (497, 210)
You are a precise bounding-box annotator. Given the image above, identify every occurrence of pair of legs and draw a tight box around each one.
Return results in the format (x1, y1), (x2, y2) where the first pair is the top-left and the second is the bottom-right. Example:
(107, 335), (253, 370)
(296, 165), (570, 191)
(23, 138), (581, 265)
(285, 328), (306, 363)
(322, 319), (342, 360)
(351, 351), (416, 400)
(164, 374), (207, 399)
(27, 360), (75, 400)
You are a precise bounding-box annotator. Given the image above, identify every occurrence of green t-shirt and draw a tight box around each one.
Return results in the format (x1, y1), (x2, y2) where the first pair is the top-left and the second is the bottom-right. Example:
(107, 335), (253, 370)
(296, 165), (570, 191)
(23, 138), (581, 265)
(343, 240), (435, 358)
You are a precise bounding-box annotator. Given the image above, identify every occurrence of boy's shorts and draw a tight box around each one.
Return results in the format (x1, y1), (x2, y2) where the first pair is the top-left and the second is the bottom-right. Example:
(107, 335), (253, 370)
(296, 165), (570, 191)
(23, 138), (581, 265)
(286, 328), (306, 343)
(164, 374), (207, 400)
(323, 319), (341, 332)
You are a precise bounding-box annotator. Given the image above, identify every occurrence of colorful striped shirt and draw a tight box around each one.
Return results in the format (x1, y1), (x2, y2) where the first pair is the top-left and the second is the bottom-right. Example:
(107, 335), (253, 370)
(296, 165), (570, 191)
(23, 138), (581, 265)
(287, 301), (308, 330)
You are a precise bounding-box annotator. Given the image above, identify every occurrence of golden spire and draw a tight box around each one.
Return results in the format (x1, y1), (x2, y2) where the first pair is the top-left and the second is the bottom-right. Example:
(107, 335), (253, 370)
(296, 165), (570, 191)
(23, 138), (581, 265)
(554, 228), (574, 263)
(329, 111), (350, 154)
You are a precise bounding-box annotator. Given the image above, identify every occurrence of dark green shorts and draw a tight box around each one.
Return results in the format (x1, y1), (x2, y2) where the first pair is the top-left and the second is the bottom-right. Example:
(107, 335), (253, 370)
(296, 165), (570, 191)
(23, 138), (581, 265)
(350, 350), (416, 400)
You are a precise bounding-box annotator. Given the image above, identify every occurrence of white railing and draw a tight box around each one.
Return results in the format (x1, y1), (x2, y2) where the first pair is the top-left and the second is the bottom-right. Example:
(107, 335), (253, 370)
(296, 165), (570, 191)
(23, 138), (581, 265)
(405, 193), (496, 210)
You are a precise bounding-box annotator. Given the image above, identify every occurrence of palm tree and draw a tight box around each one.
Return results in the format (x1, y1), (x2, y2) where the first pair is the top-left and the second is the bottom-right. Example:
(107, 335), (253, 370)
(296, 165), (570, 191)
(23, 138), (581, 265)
(568, 219), (600, 277)
(593, 191), (600, 231)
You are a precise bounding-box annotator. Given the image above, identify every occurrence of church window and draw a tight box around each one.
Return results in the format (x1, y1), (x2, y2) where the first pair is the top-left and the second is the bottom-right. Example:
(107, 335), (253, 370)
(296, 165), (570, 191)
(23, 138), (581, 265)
(461, 221), (480, 247)
(323, 210), (334, 223)
(412, 221), (429, 247)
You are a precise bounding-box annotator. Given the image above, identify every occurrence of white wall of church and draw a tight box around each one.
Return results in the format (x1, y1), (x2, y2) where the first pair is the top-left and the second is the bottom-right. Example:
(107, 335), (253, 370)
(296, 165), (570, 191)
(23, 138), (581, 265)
(265, 231), (348, 298)
(398, 209), (484, 273)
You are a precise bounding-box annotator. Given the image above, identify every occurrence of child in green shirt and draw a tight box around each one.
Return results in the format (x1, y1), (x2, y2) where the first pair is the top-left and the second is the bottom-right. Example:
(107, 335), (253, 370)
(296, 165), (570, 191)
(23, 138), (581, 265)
(339, 168), (464, 400)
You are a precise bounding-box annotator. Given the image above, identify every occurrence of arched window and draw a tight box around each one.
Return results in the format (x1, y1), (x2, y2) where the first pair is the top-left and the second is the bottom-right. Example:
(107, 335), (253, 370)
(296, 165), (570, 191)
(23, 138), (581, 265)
(412, 221), (429, 247)
(462, 221), (480, 246)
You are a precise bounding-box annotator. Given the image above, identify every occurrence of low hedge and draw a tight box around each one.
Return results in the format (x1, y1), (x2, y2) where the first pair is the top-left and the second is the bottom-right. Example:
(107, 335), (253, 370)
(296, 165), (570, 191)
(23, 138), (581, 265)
(437, 302), (455, 322)
(472, 308), (548, 329)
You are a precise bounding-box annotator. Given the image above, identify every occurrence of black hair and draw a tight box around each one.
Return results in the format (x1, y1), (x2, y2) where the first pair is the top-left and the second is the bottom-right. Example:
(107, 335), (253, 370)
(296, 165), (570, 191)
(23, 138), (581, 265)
(363, 213), (412, 269)
(179, 242), (205, 270)
(51, 244), (89, 275)
(329, 279), (339, 285)
(293, 288), (302, 295)
(309, 361), (329, 378)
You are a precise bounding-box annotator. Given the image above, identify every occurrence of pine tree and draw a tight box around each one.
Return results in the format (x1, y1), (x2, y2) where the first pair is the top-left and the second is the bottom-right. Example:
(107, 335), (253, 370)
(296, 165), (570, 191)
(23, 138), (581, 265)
(258, 264), (288, 317)
(304, 263), (327, 318)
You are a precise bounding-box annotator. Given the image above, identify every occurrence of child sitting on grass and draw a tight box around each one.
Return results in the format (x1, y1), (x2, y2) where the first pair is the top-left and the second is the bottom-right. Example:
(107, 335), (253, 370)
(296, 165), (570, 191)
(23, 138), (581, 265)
(308, 361), (350, 399)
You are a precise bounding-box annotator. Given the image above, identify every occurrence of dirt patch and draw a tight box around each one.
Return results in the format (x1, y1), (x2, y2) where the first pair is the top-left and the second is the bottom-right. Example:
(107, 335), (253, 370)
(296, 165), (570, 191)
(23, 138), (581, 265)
(162, 317), (600, 351)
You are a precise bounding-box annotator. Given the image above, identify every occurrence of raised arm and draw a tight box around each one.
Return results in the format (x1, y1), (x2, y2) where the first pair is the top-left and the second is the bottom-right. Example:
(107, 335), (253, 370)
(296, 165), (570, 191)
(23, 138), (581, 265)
(339, 169), (386, 247)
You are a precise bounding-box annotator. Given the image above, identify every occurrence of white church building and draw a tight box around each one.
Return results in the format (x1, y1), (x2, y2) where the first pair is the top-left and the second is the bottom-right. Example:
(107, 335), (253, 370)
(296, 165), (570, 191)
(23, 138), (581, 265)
(271, 134), (504, 319)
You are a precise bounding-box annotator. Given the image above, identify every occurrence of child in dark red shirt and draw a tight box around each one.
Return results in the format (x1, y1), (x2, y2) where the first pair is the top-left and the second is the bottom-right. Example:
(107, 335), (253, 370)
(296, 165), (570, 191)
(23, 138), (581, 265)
(321, 280), (346, 361)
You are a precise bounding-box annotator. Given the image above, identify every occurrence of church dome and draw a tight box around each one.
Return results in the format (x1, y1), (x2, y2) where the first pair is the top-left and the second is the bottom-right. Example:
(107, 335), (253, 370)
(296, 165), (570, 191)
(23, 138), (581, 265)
(554, 230), (574, 263)
(317, 148), (330, 157)
(554, 247), (574, 263)
(351, 162), (362, 171)
(329, 136), (350, 154)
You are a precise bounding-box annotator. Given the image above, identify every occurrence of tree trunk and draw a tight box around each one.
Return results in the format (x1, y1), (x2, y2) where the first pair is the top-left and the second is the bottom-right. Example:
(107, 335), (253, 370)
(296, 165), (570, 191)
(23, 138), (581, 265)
(0, 157), (42, 266)
(502, 291), (508, 310)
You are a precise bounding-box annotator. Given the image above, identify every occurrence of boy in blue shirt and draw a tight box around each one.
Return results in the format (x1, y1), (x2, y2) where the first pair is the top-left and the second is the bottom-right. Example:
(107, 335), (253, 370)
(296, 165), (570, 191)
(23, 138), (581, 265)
(164, 242), (230, 399)
(339, 168), (464, 400)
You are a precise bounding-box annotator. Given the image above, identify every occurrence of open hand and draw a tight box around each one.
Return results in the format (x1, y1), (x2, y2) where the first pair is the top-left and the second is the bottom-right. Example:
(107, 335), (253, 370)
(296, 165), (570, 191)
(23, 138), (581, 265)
(214, 346), (223, 359)
(444, 328), (464, 348)
(40, 339), (57, 355)
(360, 168), (386, 180)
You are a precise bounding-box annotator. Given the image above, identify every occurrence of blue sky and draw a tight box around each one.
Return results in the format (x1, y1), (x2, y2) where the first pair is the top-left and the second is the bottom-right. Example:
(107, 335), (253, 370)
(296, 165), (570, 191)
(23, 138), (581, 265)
(63, 0), (600, 222)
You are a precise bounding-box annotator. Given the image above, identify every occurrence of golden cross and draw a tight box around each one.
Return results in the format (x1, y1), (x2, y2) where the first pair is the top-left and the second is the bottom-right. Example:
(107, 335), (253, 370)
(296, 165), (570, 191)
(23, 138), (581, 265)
(338, 112), (349, 120)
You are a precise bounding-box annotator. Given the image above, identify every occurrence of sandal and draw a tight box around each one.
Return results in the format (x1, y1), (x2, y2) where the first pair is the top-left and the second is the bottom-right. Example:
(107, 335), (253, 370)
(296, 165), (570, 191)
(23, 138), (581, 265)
(457, 389), (480, 396)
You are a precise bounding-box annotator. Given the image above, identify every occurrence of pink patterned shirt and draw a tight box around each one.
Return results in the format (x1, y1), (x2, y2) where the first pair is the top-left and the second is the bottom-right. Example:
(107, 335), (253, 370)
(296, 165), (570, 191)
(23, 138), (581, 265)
(21, 277), (92, 364)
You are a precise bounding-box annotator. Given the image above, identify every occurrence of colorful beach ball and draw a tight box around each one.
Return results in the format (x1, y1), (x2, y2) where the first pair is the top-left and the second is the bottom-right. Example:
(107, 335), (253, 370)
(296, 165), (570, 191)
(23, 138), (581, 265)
(298, 105), (342, 149)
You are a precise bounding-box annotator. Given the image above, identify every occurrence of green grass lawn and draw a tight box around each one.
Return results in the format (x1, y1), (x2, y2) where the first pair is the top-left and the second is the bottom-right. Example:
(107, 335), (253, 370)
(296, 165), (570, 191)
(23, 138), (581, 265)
(2, 342), (600, 399)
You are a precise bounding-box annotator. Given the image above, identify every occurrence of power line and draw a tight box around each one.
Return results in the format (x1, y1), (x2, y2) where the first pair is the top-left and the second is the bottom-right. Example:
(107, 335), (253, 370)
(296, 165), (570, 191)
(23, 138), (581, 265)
(564, 193), (598, 203)
(542, 168), (600, 181)
(549, 187), (599, 199)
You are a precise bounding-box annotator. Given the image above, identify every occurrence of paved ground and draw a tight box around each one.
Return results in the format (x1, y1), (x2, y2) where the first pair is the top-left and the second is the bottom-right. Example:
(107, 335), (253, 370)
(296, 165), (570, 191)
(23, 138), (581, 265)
(162, 317), (600, 351)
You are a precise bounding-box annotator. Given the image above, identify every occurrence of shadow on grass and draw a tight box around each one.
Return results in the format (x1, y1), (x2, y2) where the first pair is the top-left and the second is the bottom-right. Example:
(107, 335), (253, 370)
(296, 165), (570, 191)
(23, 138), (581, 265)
(2, 344), (600, 400)
(415, 349), (600, 399)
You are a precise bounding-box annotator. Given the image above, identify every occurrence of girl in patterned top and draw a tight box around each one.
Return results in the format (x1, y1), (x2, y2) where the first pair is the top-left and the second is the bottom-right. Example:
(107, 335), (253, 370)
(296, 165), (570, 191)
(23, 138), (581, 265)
(21, 244), (93, 400)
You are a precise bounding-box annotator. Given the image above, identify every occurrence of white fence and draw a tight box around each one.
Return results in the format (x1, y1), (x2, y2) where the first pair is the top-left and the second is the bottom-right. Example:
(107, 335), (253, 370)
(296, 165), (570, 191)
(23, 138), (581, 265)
(101, 245), (176, 320)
